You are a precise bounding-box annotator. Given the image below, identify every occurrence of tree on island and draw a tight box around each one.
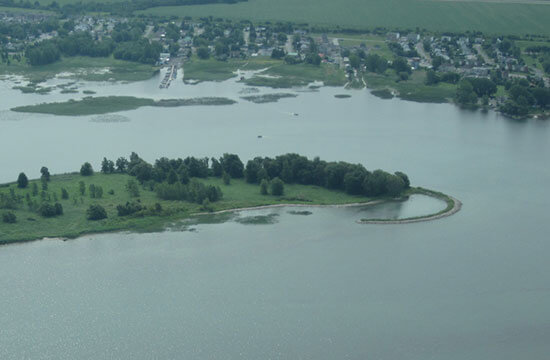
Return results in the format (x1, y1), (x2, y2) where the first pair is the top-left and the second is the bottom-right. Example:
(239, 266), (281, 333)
(17, 173), (28, 189)
(40, 167), (50, 182)
(220, 153), (244, 178)
(80, 162), (94, 176)
(116, 157), (129, 173)
(101, 158), (115, 174)
(270, 177), (284, 196)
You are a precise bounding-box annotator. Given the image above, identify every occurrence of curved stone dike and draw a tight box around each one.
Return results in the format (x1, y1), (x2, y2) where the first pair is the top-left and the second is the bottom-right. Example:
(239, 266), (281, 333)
(358, 191), (462, 225)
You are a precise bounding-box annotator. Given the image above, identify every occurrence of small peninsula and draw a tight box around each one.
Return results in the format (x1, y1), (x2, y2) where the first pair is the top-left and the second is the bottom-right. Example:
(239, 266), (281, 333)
(0, 153), (460, 244)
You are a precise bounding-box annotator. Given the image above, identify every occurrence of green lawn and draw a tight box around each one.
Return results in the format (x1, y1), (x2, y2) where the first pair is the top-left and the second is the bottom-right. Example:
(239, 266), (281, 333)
(0, 56), (159, 83)
(365, 71), (457, 103)
(138, 0), (550, 36)
(0, 6), (54, 13)
(184, 56), (280, 82)
(244, 62), (346, 88)
(0, 173), (374, 244)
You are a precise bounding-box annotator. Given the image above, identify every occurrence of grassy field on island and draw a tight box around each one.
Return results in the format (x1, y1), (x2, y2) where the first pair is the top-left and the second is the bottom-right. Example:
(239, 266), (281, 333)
(183, 56), (280, 82)
(138, 0), (550, 36)
(11, 96), (237, 116)
(0, 173), (375, 244)
(0, 56), (159, 83)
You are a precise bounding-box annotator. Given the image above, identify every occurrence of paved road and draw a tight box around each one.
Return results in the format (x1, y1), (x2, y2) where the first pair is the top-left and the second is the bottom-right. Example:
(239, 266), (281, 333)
(474, 44), (494, 65)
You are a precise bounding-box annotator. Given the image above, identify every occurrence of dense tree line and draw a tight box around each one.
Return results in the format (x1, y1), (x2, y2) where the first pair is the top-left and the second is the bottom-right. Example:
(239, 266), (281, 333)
(13, 17), (161, 66)
(102, 152), (410, 200)
(455, 77), (498, 106)
(25, 40), (60, 66)
(113, 38), (162, 64)
(500, 78), (550, 116)
(155, 180), (222, 203)
(242, 154), (410, 197)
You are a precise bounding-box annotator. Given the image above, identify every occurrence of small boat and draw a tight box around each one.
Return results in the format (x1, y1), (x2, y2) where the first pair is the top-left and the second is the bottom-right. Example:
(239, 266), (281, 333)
(257, 135), (263, 138)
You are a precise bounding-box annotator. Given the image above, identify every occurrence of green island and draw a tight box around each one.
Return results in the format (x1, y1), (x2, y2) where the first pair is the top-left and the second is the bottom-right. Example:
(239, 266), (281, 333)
(11, 96), (236, 116)
(0, 153), (460, 244)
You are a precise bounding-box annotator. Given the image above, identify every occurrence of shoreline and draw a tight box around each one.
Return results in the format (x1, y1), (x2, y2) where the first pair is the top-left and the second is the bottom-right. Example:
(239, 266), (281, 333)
(0, 176), (461, 245)
(192, 200), (386, 216)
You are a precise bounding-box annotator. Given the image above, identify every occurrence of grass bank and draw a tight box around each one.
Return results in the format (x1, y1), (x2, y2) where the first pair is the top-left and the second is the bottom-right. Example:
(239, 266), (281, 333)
(0, 56), (158, 83)
(11, 96), (236, 116)
(0, 173), (376, 244)
(243, 63), (346, 88)
(183, 56), (279, 82)
(366, 71), (456, 104)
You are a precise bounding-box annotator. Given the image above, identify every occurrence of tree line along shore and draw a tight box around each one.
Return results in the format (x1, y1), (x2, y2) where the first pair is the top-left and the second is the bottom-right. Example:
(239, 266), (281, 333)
(0, 152), (429, 244)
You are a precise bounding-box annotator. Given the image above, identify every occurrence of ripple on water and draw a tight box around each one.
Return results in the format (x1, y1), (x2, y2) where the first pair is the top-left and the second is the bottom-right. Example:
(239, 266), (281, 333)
(90, 114), (131, 123)
(0, 110), (27, 122)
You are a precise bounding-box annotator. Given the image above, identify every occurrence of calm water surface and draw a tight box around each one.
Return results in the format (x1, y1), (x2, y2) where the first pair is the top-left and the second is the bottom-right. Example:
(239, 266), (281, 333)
(0, 74), (549, 359)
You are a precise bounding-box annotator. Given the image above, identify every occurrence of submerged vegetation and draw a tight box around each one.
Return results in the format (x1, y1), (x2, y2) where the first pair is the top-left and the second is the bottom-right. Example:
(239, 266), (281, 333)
(240, 93), (297, 103)
(11, 96), (236, 116)
(0, 152), (422, 244)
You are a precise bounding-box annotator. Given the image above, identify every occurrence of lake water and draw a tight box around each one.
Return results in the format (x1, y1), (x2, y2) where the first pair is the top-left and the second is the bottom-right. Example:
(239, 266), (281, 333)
(1, 73), (549, 359)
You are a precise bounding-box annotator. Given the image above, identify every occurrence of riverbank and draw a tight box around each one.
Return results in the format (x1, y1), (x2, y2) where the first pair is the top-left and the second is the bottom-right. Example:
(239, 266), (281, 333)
(0, 56), (159, 83)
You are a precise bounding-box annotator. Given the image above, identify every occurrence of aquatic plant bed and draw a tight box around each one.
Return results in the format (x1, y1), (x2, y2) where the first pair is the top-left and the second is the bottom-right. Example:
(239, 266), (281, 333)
(11, 96), (236, 116)
(240, 93), (297, 103)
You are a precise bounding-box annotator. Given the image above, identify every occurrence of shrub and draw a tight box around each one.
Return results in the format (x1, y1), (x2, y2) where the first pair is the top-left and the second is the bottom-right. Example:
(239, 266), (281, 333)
(260, 179), (269, 195)
(270, 177), (284, 196)
(86, 204), (107, 221)
(38, 202), (63, 217)
(222, 172), (231, 185)
(126, 179), (140, 197)
(116, 201), (143, 217)
(2, 212), (16, 223)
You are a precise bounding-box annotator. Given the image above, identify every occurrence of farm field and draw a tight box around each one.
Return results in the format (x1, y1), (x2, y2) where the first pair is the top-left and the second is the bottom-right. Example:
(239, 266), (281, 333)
(138, 0), (550, 36)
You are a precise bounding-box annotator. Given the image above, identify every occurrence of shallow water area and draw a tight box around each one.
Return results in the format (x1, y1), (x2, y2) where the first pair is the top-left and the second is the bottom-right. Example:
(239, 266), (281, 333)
(1, 72), (550, 359)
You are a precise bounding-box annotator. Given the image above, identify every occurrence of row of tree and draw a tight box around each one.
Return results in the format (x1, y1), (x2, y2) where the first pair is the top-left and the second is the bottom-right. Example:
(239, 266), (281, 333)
(102, 152), (410, 199)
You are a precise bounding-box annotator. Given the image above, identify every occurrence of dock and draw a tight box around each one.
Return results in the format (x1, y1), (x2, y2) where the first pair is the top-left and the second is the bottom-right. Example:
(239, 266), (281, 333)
(159, 64), (177, 89)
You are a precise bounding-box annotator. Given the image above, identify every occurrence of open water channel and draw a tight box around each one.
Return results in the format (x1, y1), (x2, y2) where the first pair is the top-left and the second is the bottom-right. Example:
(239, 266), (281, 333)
(0, 72), (549, 359)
